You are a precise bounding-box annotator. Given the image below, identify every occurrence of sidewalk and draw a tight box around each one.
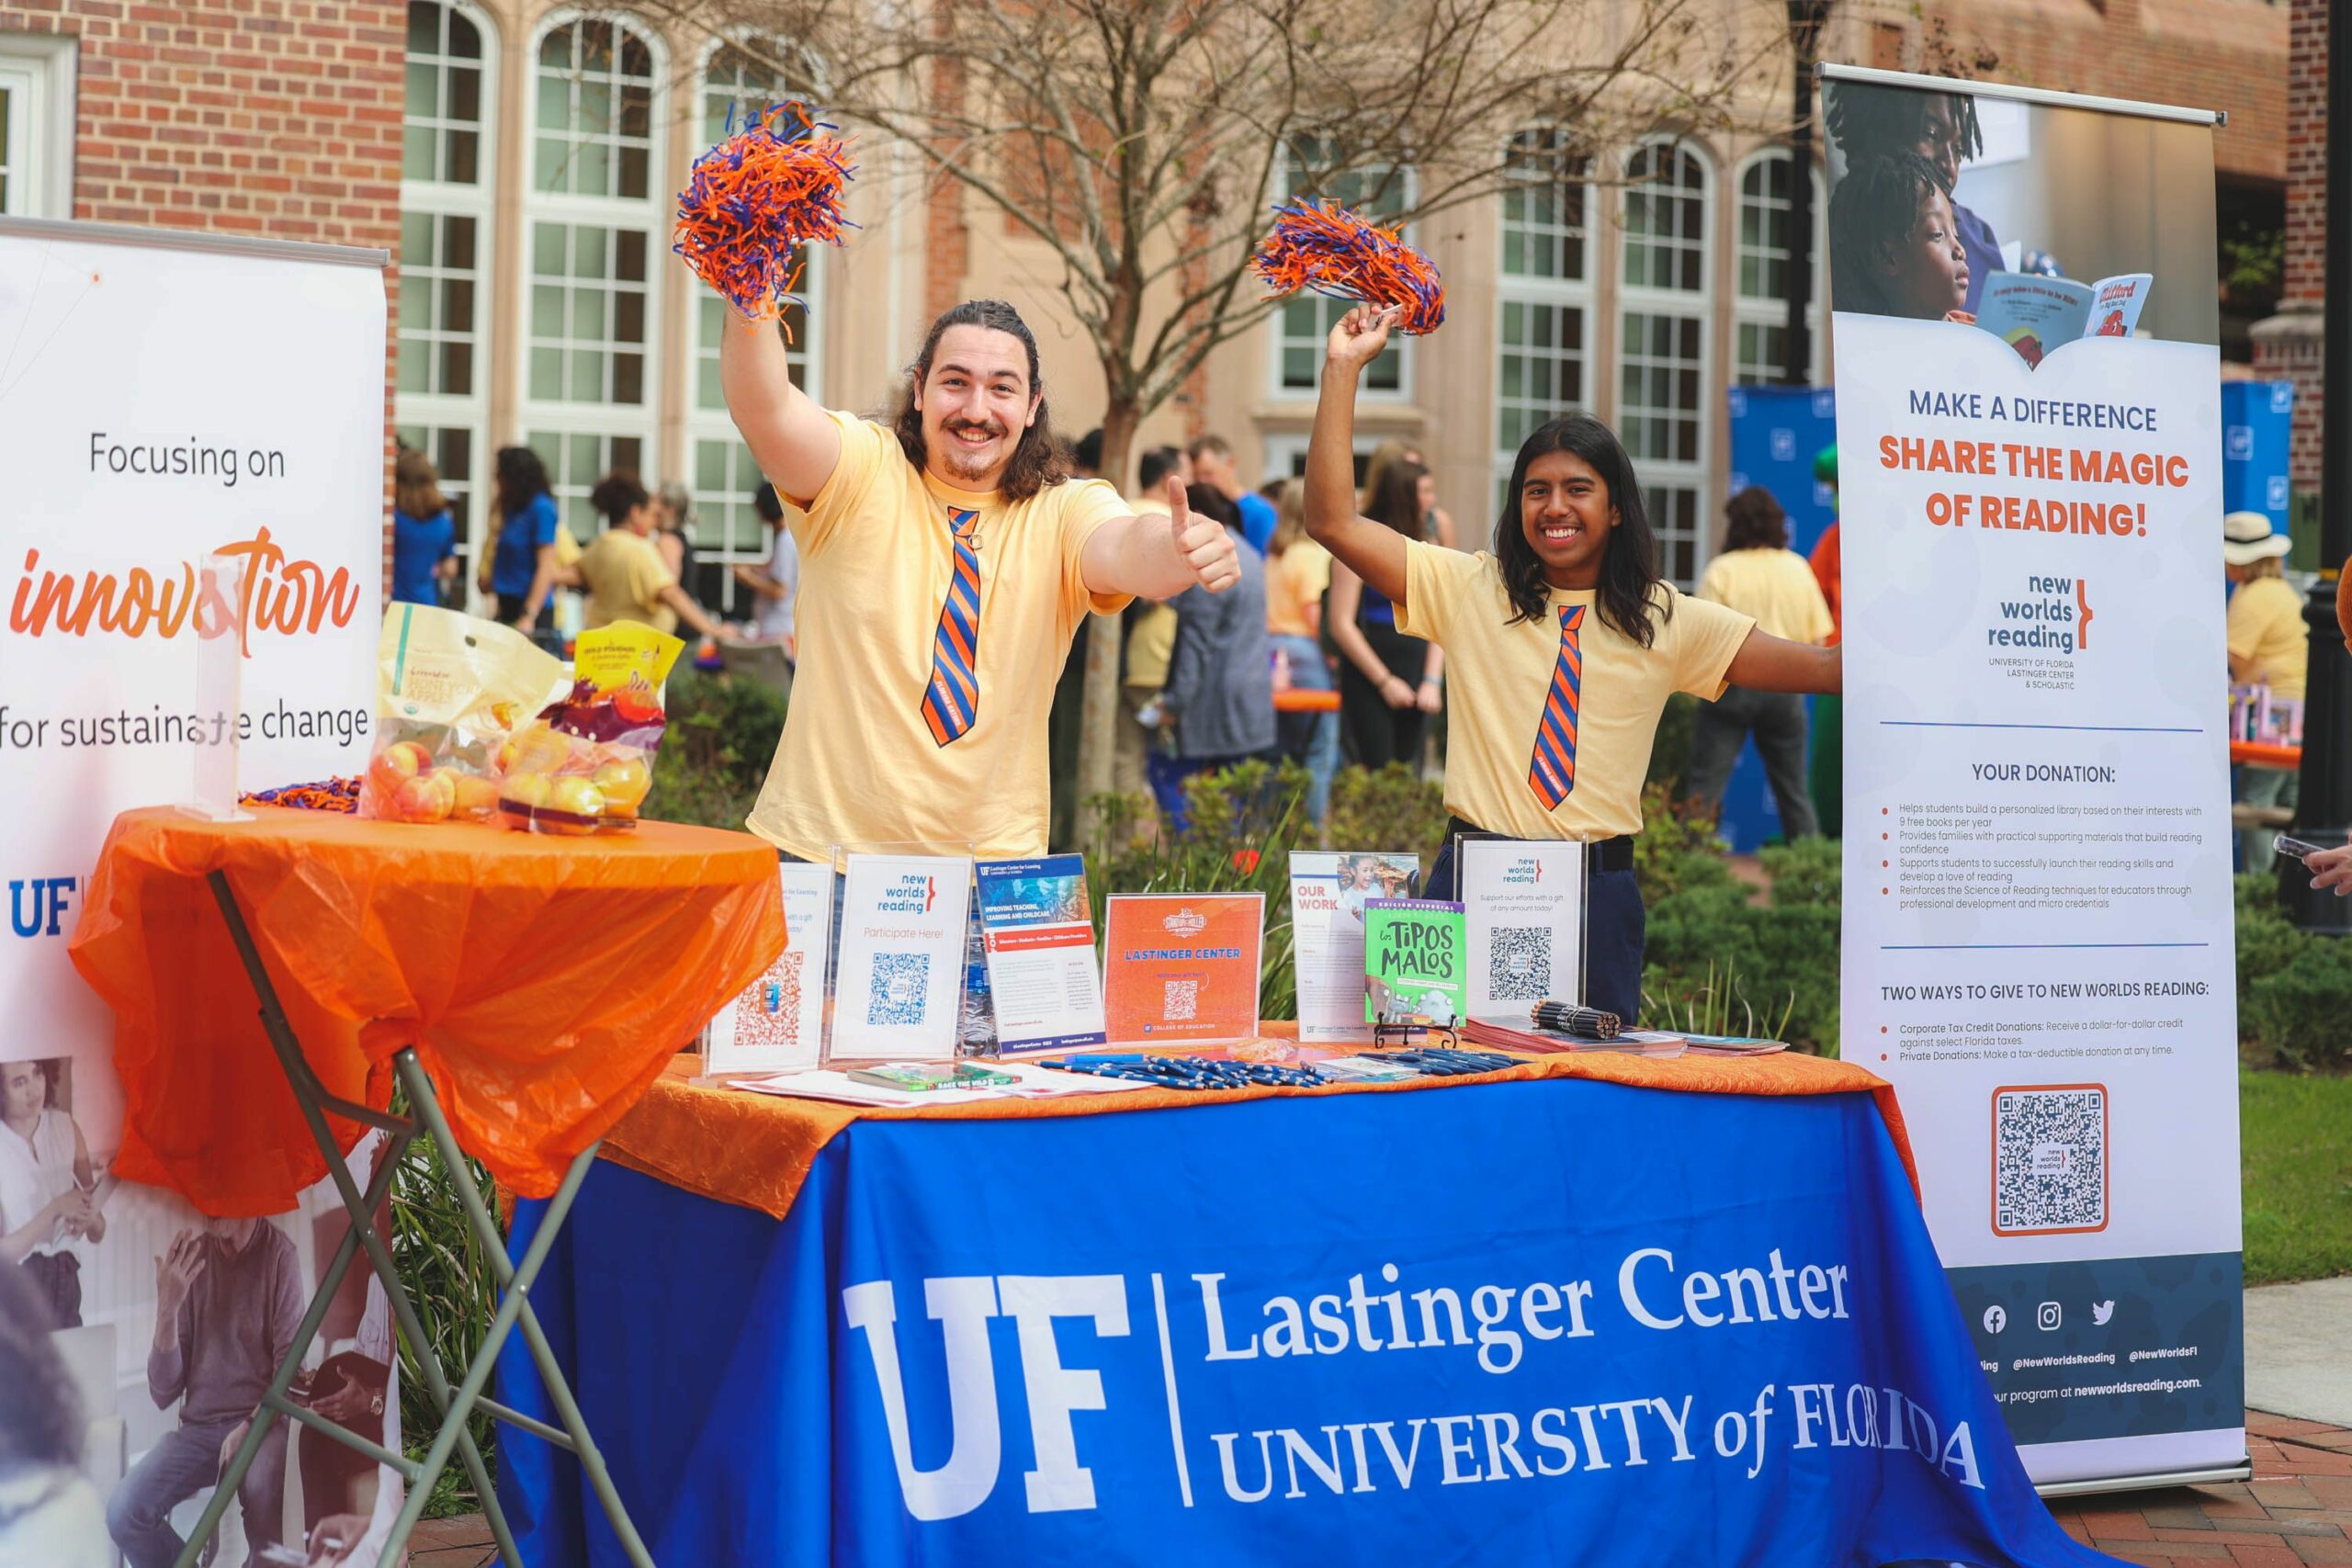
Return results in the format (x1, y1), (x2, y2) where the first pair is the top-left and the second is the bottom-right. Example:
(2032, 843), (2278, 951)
(2046, 1412), (2352, 1564)
(414, 1410), (2351, 1566)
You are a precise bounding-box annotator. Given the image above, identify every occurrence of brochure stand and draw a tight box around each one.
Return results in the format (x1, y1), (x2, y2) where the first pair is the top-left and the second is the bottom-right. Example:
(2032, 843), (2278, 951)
(819, 841), (984, 1066)
(181, 553), (252, 822)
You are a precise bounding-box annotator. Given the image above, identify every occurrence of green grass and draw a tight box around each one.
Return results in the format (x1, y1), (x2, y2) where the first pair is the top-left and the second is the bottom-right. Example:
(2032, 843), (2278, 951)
(2242, 1068), (2352, 1285)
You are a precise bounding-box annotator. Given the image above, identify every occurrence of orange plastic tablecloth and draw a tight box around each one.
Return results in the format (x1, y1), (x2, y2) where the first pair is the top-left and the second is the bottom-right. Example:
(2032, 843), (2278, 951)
(2231, 739), (2301, 770)
(69, 807), (786, 1214)
(607, 1032), (1917, 1224)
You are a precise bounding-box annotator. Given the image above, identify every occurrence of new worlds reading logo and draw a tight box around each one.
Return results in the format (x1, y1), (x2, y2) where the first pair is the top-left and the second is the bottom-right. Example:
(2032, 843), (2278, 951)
(1986, 574), (2093, 657)
(1500, 858), (1544, 887)
(877, 874), (939, 916)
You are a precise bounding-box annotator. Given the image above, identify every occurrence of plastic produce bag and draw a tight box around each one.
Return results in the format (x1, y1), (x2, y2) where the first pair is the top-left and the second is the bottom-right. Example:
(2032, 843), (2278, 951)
(360, 605), (567, 824)
(498, 620), (682, 834)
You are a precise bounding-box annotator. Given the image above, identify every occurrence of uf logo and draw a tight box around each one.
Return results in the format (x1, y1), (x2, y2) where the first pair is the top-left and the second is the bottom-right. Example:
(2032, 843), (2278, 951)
(1770, 427), (1796, 462)
(842, 1273), (1130, 1521)
(2226, 425), (2252, 460)
(9, 877), (75, 938)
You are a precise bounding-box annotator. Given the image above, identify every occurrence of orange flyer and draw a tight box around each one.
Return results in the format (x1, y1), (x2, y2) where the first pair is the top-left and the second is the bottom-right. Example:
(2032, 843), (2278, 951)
(1102, 894), (1265, 1045)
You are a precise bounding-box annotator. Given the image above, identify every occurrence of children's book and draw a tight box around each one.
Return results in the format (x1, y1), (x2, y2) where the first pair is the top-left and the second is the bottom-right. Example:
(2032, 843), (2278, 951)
(1973, 271), (2152, 366)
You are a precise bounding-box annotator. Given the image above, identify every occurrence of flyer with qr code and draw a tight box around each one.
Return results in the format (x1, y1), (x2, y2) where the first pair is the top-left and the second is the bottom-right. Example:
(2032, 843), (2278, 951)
(1824, 67), (2243, 1485)
(974, 855), (1107, 1054)
(1456, 839), (1585, 1022)
(831, 854), (970, 1062)
(1101, 894), (1263, 1045)
(1288, 852), (1420, 1043)
(703, 862), (834, 1076)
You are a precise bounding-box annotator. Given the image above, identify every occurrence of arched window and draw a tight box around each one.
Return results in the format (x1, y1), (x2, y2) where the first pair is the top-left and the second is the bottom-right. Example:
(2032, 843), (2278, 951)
(687, 37), (826, 611)
(522, 13), (666, 543)
(1617, 138), (1713, 587)
(395, 0), (497, 590)
(1734, 150), (1826, 386)
(1494, 128), (1592, 494)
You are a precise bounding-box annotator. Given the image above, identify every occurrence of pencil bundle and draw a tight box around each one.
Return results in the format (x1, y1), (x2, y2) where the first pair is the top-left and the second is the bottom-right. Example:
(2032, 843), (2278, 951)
(673, 101), (856, 321)
(1251, 200), (1446, 335)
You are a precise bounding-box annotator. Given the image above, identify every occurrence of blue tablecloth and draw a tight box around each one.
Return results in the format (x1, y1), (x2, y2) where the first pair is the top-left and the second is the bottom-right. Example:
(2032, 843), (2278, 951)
(498, 1077), (2119, 1566)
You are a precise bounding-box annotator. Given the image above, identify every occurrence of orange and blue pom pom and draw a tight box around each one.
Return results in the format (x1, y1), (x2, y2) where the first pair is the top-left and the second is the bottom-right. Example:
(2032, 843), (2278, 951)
(242, 776), (360, 813)
(1252, 200), (1445, 335)
(673, 101), (857, 321)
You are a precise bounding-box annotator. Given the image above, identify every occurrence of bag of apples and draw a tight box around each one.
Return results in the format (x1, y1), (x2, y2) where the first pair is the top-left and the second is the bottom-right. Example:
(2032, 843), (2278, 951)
(360, 605), (568, 825)
(497, 620), (682, 834)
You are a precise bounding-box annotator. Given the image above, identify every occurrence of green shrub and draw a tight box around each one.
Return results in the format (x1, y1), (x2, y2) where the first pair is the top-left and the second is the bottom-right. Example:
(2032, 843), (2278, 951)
(1640, 823), (1841, 1053)
(643, 671), (787, 829)
(1326, 762), (1449, 856)
(1758, 835), (1841, 908)
(1632, 783), (1735, 901)
(2245, 941), (2352, 1071)
(1647, 692), (1697, 795)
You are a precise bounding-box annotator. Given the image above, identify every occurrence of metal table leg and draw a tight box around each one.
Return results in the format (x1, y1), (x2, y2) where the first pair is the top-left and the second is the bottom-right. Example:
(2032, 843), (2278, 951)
(177, 868), (656, 1568)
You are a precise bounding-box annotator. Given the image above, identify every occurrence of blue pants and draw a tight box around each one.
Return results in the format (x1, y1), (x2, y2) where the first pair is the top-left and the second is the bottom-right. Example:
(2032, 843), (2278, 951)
(1272, 634), (1340, 825)
(1425, 842), (1648, 1025)
(107, 1416), (288, 1568)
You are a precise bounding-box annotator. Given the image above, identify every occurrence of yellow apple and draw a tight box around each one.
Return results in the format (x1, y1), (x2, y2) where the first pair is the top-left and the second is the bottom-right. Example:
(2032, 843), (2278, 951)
(511, 725), (574, 775)
(450, 773), (501, 818)
(502, 773), (552, 811)
(591, 756), (651, 811)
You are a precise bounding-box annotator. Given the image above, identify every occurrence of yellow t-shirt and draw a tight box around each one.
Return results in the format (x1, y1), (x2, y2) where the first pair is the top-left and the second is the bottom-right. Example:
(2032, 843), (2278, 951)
(1266, 540), (1333, 638)
(578, 528), (678, 634)
(2227, 574), (2307, 701)
(1396, 542), (1755, 841)
(747, 411), (1134, 861)
(1696, 547), (1834, 647)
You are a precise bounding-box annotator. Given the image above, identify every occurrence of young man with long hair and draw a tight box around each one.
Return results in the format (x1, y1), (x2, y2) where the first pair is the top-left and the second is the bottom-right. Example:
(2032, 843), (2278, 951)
(1306, 305), (1839, 1021)
(720, 297), (1238, 861)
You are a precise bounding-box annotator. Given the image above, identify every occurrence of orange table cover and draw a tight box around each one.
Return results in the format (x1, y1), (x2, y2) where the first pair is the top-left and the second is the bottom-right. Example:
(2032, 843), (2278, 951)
(605, 1032), (1918, 1223)
(69, 807), (786, 1214)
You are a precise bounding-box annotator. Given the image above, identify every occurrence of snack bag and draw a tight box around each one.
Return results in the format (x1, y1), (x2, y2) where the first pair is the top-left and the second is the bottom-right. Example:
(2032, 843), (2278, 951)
(360, 605), (566, 825)
(498, 620), (682, 834)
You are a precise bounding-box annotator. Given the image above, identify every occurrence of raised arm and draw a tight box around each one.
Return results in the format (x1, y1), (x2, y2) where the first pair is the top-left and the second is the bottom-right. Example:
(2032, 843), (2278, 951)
(1725, 630), (1842, 694)
(719, 306), (842, 503)
(1305, 306), (1409, 608)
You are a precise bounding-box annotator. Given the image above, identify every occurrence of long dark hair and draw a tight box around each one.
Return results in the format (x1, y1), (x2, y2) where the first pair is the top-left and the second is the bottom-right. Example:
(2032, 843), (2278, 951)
(1722, 485), (1789, 552)
(1826, 81), (1984, 167)
(1365, 457), (1429, 540)
(1495, 414), (1668, 647)
(892, 299), (1069, 502)
(493, 446), (551, 521)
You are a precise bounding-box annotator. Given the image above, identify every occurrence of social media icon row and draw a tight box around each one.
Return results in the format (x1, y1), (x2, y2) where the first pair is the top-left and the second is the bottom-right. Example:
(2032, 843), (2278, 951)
(1980, 1299), (2114, 1335)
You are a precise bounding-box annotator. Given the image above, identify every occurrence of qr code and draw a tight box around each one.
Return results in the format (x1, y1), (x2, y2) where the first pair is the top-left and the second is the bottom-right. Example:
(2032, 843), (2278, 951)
(1993, 1085), (2108, 1235)
(1164, 978), (1199, 1021)
(729, 952), (805, 1050)
(1487, 926), (1552, 1001)
(867, 953), (931, 1027)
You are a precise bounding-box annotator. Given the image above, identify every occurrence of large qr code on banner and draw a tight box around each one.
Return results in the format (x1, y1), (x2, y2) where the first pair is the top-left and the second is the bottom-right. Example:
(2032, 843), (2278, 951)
(867, 953), (931, 1027)
(1163, 978), (1199, 1021)
(729, 953), (805, 1051)
(1993, 1086), (2108, 1234)
(1487, 926), (1552, 1001)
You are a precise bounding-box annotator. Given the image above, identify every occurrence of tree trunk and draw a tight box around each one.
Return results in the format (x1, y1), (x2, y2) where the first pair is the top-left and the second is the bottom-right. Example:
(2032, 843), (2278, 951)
(1076, 400), (1143, 851)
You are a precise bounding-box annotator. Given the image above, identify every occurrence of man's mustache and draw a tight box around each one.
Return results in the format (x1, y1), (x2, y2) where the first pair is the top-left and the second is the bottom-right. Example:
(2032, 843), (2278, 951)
(943, 419), (1007, 438)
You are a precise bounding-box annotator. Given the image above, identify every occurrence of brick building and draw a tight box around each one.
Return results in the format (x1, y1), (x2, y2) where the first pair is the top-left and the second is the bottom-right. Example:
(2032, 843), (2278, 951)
(2251, 0), (2324, 493)
(0, 0), (2295, 605)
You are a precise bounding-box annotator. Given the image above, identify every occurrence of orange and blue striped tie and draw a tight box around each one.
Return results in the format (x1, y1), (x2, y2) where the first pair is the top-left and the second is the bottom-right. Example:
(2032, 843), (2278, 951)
(921, 505), (983, 747)
(1529, 604), (1584, 808)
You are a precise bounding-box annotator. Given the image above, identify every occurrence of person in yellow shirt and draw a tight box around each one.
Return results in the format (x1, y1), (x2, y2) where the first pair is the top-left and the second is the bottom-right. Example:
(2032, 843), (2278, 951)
(574, 470), (726, 643)
(1685, 486), (1837, 839)
(1306, 304), (1839, 1022)
(2224, 510), (2305, 862)
(1114, 446), (1189, 840)
(1265, 479), (1340, 824)
(719, 297), (1238, 863)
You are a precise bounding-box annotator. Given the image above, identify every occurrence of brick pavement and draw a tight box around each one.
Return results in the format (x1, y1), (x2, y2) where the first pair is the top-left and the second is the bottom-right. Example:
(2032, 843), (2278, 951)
(411, 1410), (2352, 1565)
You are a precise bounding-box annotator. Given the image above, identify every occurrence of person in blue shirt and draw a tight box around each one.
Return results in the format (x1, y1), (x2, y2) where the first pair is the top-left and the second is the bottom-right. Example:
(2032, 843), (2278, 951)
(1826, 81), (2003, 317)
(1188, 434), (1278, 556)
(476, 446), (562, 631)
(389, 448), (457, 606)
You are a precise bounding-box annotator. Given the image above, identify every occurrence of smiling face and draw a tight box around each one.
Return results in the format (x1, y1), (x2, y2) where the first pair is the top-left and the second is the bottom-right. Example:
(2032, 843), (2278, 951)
(1519, 449), (1617, 590)
(914, 324), (1042, 491)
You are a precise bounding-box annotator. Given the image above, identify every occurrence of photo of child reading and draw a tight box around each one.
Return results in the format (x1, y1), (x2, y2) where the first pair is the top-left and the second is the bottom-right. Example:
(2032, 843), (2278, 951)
(1826, 81), (2003, 316)
(1827, 152), (1974, 324)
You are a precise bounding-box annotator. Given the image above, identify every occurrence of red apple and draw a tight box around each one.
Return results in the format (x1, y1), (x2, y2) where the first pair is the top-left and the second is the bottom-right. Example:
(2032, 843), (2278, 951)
(391, 769), (457, 824)
(368, 739), (431, 796)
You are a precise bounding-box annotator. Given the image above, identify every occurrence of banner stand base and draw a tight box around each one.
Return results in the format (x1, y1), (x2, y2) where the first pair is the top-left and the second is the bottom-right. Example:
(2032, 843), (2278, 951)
(2034, 1458), (2254, 1499)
